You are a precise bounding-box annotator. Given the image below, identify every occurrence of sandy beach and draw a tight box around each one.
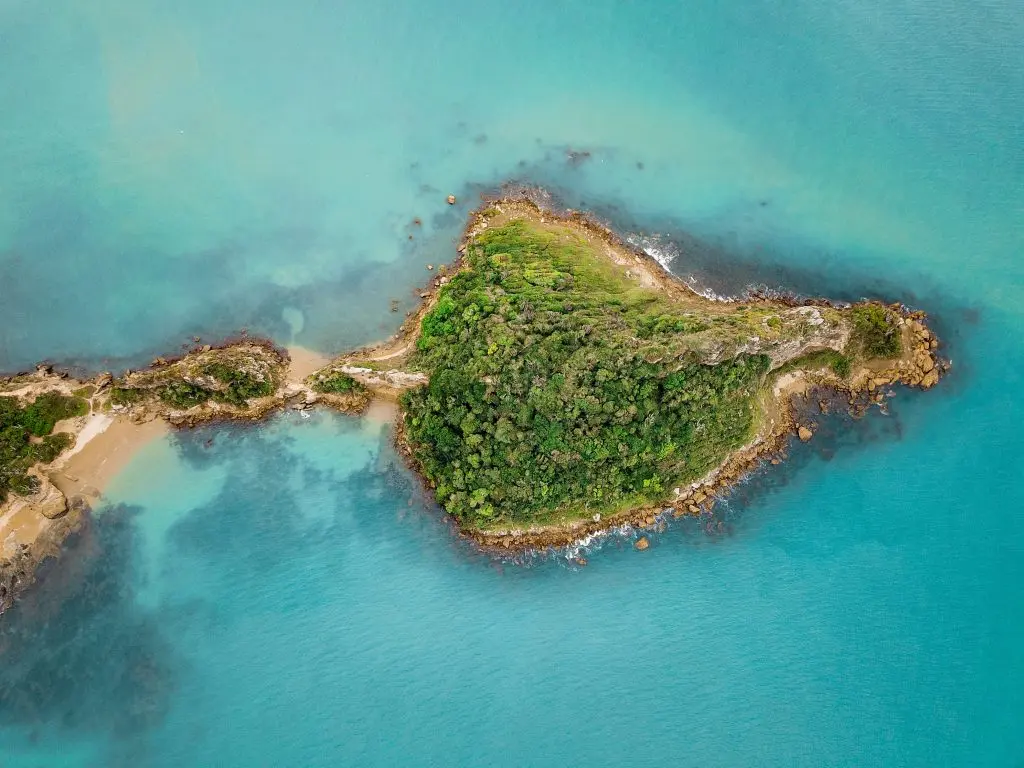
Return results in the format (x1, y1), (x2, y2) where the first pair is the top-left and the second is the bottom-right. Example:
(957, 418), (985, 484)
(50, 416), (169, 504)
(1, 395), (170, 613)
(286, 346), (331, 384)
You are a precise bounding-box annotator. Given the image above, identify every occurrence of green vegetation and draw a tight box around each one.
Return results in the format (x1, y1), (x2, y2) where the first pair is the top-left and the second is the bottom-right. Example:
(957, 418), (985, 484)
(19, 392), (87, 437)
(158, 381), (212, 409)
(401, 219), (771, 527)
(831, 354), (852, 378)
(777, 349), (852, 379)
(851, 304), (902, 358)
(0, 393), (85, 502)
(200, 362), (274, 406)
(110, 387), (144, 406)
(117, 361), (275, 410)
(311, 372), (367, 395)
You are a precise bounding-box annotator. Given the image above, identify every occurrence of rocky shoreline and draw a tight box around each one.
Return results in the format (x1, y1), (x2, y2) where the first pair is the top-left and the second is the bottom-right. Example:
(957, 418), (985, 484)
(0, 343), (362, 616)
(0, 499), (86, 615)
(379, 194), (947, 554)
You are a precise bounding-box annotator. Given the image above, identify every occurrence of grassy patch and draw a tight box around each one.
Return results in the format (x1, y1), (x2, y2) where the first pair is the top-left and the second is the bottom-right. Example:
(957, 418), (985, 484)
(20, 392), (87, 436)
(777, 349), (852, 379)
(401, 218), (771, 528)
(110, 387), (144, 406)
(113, 361), (276, 411)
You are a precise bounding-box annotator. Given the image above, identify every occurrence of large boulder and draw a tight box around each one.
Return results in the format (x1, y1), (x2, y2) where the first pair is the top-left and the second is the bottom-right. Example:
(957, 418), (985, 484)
(32, 478), (68, 519)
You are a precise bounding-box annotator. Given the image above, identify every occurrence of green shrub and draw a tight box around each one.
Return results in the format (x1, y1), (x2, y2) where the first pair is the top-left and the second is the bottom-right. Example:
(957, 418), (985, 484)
(31, 432), (75, 463)
(0, 394), (82, 502)
(830, 354), (852, 378)
(159, 381), (212, 409)
(851, 304), (902, 358)
(312, 372), (366, 395)
(777, 350), (852, 379)
(110, 387), (144, 406)
(0, 396), (23, 431)
(20, 393), (87, 437)
(203, 363), (273, 406)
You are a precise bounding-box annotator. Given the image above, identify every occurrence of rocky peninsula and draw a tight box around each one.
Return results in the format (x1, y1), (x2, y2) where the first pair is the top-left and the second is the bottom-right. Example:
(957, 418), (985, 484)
(0, 196), (946, 613)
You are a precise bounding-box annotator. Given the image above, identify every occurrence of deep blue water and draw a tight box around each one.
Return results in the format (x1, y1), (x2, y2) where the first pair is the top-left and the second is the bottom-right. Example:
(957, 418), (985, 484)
(1, 0), (1022, 765)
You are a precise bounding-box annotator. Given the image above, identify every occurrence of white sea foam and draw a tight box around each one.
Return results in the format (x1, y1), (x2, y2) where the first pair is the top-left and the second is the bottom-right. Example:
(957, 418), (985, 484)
(625, 232), (677, 272)
(682, 281), (736, 303)
(626, 232), (740, 302)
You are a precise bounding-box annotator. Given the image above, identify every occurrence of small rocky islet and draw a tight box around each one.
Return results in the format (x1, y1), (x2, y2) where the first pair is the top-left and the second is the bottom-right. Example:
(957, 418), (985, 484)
(0, 195), (946, 612)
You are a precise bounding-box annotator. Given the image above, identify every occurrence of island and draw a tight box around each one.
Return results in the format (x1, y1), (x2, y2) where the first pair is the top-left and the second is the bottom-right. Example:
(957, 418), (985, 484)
(1, 195), (946, 613)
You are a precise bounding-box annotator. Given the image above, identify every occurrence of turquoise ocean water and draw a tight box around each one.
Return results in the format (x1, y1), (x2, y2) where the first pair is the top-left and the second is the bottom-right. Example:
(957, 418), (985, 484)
(1, 0), (1022, 765)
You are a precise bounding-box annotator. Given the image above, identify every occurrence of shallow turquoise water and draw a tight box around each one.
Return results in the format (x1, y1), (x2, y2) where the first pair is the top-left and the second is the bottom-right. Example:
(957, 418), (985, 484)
(1, 0), (1023, 765)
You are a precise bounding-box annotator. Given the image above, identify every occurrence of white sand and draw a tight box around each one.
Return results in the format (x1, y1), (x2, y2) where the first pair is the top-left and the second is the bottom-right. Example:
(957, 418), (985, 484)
(60, 413), (114, 461)
(286, 345), (331, 383)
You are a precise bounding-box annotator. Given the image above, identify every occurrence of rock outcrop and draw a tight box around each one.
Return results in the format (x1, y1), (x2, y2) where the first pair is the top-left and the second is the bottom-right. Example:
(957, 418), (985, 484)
(0, 497), (83, 615)
(32, 477), (69, 519)
(337, 366), (428, 393)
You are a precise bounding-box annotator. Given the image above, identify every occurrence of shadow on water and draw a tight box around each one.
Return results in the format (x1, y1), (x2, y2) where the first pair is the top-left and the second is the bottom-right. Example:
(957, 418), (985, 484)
(665, 388), (919, 548)
(0, 505), (178, 742)
(0, 412), (429, 756)
(161, 411), (480, 589)
(164, 423), (320, 577)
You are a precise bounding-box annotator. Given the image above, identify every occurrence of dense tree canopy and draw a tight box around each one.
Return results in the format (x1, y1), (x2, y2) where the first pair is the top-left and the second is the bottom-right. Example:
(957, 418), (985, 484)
(401, 220), (770, 527)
